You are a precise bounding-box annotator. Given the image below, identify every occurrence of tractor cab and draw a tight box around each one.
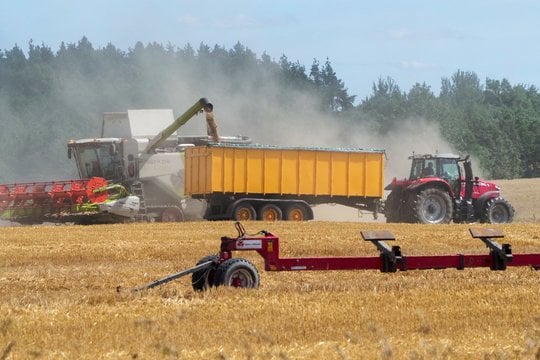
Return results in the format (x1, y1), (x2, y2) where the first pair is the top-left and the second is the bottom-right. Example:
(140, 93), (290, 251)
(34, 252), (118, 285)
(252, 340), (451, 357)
(409, 154), (462, 191)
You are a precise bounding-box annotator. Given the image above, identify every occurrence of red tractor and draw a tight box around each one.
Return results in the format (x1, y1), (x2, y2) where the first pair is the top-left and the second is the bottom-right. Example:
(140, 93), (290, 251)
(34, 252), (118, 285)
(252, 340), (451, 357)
(384, 154), (514, 224)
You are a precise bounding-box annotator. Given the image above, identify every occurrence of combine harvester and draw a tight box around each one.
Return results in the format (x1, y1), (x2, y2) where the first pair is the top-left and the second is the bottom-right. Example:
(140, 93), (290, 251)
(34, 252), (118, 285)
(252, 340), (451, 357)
(133, 222), (540, 292)
(0, 98), (248, 224)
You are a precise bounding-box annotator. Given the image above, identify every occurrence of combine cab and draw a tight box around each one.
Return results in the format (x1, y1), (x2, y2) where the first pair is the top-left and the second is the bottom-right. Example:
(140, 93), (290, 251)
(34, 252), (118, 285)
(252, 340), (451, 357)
(384, 154), (514, 224)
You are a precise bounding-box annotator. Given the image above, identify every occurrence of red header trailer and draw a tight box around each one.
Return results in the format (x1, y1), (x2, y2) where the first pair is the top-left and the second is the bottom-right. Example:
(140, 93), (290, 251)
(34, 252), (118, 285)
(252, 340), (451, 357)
(133, 223), (540, 292)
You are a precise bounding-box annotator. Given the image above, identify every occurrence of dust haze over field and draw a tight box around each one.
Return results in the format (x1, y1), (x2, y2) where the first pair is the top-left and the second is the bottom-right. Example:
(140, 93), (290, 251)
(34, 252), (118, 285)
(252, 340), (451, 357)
(0, 45), (460, 185)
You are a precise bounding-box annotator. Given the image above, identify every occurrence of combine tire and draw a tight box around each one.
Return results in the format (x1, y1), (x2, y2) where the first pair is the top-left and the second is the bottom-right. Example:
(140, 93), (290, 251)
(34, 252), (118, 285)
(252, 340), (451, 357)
(214, 258), (260, 289)
(258, 204), (283, 221)
(482, 197), (514, 223)
(413, 188), (453, 224)
(191, 255), (219, 291)
(232, 202), (256, 221)
(284, 204), (308, 221)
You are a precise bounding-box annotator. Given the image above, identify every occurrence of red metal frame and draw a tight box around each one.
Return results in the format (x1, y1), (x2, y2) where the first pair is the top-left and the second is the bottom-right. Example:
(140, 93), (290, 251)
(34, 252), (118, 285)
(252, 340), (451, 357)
(218, 225), (540, 273)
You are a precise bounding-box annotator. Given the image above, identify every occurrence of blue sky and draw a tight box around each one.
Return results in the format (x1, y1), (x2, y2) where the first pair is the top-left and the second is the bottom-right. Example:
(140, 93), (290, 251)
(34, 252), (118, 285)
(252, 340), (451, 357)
(1, 0), (539, 102)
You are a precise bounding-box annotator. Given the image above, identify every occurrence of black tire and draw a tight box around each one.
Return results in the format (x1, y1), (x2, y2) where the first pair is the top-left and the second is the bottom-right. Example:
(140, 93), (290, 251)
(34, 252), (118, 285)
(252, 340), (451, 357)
(482, 197), (514, 223)
(258, 204), (283, 221)
(384, 191), (401, 223)
(284, 204), (308, 221)
(413, 188), (453, 224)
(214, 258), (260, 289)
(191, 255), (219, 291)
(232, 202), (256, 221)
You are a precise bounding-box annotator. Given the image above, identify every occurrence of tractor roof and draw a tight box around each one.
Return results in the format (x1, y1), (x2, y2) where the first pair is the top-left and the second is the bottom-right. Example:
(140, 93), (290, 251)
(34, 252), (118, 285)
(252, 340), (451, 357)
(408, 153), (460, 160)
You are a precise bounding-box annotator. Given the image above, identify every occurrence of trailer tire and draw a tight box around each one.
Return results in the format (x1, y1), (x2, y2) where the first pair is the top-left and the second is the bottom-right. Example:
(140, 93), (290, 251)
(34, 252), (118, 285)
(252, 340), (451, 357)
(232, 202), (256, 221)
(214, 258), (260, 289)
(482, 197), (514, 223)
(413, 188), (453, 224)
(258, 204), (283, 221)
(191, 255), (219, 291)
(161, 207), (184, 222)
(284, 204), (308, 221)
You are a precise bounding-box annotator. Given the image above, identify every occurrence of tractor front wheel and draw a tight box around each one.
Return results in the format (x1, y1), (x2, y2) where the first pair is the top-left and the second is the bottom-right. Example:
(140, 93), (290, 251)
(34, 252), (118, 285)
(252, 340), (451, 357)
(214, 258), (260, 289)
(482, 197), (514, 223)
(413, 188), (453, 224)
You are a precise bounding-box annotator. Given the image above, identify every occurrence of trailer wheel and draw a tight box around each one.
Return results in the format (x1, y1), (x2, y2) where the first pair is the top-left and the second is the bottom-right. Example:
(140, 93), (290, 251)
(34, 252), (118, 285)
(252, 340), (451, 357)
(191, 255), (219, 291)
(413, 188), (452, 224)
(161, 207), (184, 222)
(232, 203), (256, 221)
(284, 204), (308, 221)
(214, 258), (259, 289)
(258, 204), (283, 221)
(482, 197), (514, 223)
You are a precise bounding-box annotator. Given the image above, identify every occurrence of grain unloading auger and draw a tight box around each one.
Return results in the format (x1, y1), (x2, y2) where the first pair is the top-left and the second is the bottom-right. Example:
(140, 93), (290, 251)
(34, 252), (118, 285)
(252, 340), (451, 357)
(132, 222), (540, 292)
(0, 177), (139, 224)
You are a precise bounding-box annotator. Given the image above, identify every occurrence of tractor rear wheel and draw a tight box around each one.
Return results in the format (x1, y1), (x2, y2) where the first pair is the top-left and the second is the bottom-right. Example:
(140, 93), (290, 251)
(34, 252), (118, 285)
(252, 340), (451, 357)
(384, 191), (401, 222)
(482, 197), (514, 223)
(214, 258), (260, 289)
(191, 255), (219, 291)
(258, 204), (283, 221)
(413, 188), (453, 224)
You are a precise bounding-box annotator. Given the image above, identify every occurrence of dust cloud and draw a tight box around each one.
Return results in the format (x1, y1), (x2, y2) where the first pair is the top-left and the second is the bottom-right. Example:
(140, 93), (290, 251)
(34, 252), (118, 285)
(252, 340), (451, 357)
(0, 45), (461, 222)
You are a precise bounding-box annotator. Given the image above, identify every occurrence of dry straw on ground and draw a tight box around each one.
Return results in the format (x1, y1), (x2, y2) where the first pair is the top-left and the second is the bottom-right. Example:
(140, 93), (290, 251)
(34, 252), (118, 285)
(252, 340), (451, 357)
(1, 221), (540, 359)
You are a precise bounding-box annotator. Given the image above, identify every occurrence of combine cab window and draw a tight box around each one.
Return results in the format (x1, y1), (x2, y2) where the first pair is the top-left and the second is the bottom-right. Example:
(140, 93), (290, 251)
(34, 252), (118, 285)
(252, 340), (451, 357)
(76, 144), (121, 180)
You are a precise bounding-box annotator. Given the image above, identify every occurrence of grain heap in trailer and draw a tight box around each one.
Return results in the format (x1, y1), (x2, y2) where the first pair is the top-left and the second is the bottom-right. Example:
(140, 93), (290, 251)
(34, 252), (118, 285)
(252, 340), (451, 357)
(184, 144), (385, 221)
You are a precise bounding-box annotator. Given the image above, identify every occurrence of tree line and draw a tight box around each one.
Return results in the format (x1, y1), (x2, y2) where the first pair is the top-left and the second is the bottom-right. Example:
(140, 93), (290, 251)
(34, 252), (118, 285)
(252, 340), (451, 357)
(0, 37), (538, 182)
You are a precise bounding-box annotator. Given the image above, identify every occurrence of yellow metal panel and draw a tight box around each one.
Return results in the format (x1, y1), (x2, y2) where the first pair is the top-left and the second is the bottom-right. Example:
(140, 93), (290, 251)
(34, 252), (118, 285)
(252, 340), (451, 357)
(246, 149), (264, 193)
(347, 152), (364, 196)
(233, 148), (247, 193)
(315, 151), (330, 195)
(298, 151), (316, 194)
(281, 150), (299, 194)
(330, 151), (347, 196)
(222, 148), (235, 192)
(263, 150), (280, 194)
(186, 145), (384, 199)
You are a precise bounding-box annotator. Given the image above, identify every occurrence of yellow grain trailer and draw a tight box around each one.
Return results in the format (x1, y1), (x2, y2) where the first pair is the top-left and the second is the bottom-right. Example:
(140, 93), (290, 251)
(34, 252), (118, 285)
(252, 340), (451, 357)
(185, 144), (385, 221)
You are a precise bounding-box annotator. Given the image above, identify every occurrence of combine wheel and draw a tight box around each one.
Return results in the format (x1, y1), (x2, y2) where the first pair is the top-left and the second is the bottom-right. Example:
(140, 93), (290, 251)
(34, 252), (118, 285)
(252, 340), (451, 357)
(413, 188), (453, 224)
(161, 207), (184, 222)
(258, 204), (283, 221)
(482, 197), (514, 223)
(284, 204), (308, 221)
(191, 255), (219, 291)
(214, 258), (260, 288)
(232, 202), (256, 221)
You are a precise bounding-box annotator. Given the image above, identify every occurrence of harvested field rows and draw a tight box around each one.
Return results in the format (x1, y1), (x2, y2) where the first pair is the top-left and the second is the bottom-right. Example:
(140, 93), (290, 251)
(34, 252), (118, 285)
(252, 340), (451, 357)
(1, 221), (540, 359)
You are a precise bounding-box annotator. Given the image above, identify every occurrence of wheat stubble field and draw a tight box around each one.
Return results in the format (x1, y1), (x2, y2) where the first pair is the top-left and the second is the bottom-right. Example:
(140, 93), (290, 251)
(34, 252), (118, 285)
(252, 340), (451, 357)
(1, 179), (539, 359)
